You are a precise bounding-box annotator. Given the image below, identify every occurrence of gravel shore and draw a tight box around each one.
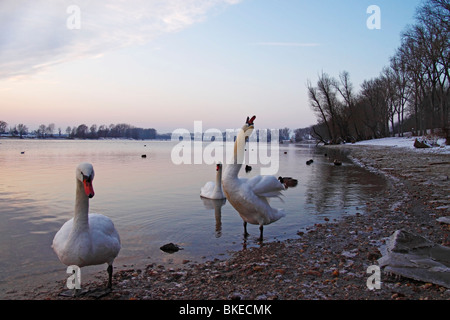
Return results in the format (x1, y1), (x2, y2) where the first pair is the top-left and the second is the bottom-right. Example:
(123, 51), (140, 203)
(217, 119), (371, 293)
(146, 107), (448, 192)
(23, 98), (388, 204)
(21, 144), (450, 300)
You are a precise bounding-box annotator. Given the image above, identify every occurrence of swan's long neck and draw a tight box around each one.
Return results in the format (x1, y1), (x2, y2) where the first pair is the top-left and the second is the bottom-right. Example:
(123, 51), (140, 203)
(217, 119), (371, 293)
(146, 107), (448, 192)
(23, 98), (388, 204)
(214, 167), (223, 192)
(74, 179), (89, 231)
(227, 129), (247, 178)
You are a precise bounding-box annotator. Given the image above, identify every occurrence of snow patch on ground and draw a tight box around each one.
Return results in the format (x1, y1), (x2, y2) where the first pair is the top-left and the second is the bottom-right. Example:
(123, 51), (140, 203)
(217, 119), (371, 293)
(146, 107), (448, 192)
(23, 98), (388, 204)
(353, 137), (450, 154)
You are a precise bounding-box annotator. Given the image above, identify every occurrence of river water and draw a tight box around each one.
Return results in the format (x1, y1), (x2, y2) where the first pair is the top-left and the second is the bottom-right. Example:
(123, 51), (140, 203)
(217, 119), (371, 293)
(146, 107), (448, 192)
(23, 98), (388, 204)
(0, 139), (386, 297)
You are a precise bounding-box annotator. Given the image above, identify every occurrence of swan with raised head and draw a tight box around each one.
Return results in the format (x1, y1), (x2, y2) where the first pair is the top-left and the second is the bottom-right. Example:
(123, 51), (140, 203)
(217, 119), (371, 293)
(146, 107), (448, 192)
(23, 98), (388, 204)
(200, 163), (226, 200)
(222, 116), (297, 241)
(52, 162), (121, 291)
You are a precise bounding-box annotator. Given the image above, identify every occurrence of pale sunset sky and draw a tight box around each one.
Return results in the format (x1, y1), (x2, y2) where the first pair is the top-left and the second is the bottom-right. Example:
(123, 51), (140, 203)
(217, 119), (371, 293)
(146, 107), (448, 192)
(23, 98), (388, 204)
(0, 0), (421, 133)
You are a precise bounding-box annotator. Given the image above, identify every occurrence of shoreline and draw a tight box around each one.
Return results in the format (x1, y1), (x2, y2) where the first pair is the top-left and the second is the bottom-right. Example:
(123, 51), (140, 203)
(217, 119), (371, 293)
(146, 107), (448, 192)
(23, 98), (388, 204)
(13, 144), (450, 300)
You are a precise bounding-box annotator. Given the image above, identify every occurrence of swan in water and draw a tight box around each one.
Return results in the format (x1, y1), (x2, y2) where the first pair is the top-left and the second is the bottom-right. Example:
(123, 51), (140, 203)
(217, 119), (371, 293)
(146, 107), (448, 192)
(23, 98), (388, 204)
(222, 116), (297, 241)
(52, 162), (121, 291)
(200, 163), (226, 200)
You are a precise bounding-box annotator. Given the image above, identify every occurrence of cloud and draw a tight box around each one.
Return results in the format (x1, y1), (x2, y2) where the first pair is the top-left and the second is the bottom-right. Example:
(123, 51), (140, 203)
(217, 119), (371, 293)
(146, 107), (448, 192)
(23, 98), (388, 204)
(251, 42), (321, 47)
(0, 0), (242, 80)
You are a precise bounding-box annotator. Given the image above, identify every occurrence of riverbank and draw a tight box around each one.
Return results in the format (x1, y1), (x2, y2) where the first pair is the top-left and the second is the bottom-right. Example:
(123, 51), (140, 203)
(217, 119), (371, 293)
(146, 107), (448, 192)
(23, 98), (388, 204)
(16, 142), (450, 300)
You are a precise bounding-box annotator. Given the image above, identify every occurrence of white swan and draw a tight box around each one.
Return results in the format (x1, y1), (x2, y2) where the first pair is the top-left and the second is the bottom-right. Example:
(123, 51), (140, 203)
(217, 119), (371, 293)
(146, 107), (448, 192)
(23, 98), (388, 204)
(222, 116), (297, 241)
(200, 163), (226, 200)
(52, 162), (121, 290)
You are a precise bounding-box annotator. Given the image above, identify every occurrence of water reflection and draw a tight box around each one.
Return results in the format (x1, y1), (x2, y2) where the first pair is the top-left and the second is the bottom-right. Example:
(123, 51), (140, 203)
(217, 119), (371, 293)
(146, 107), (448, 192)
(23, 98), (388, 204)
(304, 147), (386, 218)
(200, 197), (226, 238)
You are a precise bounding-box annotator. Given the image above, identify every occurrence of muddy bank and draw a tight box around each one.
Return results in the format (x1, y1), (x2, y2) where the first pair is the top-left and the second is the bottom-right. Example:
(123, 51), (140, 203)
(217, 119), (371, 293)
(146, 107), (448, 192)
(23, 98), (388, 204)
(14, 145), (450, 300)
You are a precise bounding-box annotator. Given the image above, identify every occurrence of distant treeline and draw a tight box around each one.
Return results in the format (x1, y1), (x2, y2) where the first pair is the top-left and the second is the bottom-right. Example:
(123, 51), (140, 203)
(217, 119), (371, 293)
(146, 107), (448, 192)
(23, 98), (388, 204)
(65, 123), (157, 140)
(1, 120), (312, 142)
(0, 121), (166, 140)
(308, 0), (449, 145)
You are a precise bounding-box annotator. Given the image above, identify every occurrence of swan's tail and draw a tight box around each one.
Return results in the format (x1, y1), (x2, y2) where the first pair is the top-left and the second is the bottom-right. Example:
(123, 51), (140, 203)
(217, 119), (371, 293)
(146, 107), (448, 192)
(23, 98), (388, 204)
(268, 208), (286, 224)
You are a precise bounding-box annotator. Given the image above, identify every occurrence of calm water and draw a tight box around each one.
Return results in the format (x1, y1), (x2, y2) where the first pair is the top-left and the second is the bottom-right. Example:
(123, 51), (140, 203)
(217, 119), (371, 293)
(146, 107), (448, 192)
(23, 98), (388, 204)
(0, 139), (386, 297)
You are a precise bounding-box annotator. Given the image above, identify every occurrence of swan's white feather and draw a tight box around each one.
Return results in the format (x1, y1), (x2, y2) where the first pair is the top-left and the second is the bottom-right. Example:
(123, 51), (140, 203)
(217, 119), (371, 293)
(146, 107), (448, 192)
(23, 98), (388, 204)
(247, 175), (285, 198)
(52, 213), (121, 267)
(200, 181), (216, 197)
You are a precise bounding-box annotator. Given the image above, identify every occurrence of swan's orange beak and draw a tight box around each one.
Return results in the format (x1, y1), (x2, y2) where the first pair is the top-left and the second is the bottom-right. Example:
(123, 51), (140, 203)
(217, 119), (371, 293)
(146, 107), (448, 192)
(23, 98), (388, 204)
(83, 178), (95, 198)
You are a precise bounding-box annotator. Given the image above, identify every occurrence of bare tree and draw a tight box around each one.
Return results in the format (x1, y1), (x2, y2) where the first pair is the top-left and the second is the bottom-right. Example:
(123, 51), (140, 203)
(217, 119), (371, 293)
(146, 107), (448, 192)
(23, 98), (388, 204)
(294, 128), (311, 142)
(279, 127), (291, 141)
(76, 124), (88, 139)
(38, 124), (46, 138)
(0, 120), (7, 133)
(389, 55), (411, 137)
(46, 123), (55, 137)
(97, 125), (109, 138)
(333, 71), (362, 141)
(307, 79), (333, 143)
(316, 72), (342, 141)
(397, 35), (428, 135)
(401, 0), (449, 138)
(17, 123), (28, 138)
(359, 77), (390, 138)
(89, 124), (98, 138)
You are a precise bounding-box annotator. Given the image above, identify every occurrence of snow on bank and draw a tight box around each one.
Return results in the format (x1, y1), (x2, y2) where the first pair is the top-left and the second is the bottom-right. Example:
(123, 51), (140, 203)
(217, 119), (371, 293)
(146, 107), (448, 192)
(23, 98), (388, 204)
(353, 137), (450, 154)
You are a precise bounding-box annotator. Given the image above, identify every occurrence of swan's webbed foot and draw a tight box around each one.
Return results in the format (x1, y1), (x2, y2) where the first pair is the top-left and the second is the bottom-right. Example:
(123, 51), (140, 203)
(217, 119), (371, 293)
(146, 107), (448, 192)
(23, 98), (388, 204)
(59, 288), (87, 297)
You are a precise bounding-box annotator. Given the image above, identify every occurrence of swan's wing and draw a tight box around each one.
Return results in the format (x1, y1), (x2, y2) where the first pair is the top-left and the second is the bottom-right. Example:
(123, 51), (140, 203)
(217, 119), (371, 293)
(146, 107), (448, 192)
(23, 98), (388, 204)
(200, 181), (215, 196)
(248, 175), (285, 198)
(52, 218), (74, 253)
(89, 214), (121, 264)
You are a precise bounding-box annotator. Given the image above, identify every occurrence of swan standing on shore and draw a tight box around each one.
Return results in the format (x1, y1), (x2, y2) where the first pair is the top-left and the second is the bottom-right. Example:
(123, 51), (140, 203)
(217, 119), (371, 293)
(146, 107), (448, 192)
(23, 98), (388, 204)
(222, 116), (296, 241)
(52, 163), (121, 291)
(200, 163), (226, 200)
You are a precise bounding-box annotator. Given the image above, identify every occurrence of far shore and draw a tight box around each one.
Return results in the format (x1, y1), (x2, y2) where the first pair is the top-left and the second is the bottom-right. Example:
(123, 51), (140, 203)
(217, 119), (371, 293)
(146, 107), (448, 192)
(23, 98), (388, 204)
(0, 135), (172, 141)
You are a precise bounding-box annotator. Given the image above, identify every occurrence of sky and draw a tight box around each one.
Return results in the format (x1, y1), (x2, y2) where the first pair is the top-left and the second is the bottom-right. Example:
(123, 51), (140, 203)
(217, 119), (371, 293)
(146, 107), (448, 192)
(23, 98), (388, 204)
(0, 0), (422, 133)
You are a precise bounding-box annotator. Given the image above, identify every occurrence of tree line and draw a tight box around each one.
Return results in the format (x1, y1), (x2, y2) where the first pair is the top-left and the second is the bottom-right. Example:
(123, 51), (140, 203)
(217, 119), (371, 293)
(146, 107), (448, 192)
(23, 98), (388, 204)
(0, 120), (299, 142)
(0, 121), (158, 140)
(65, 123), (157, 140)
(307, 0), (449, 145)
